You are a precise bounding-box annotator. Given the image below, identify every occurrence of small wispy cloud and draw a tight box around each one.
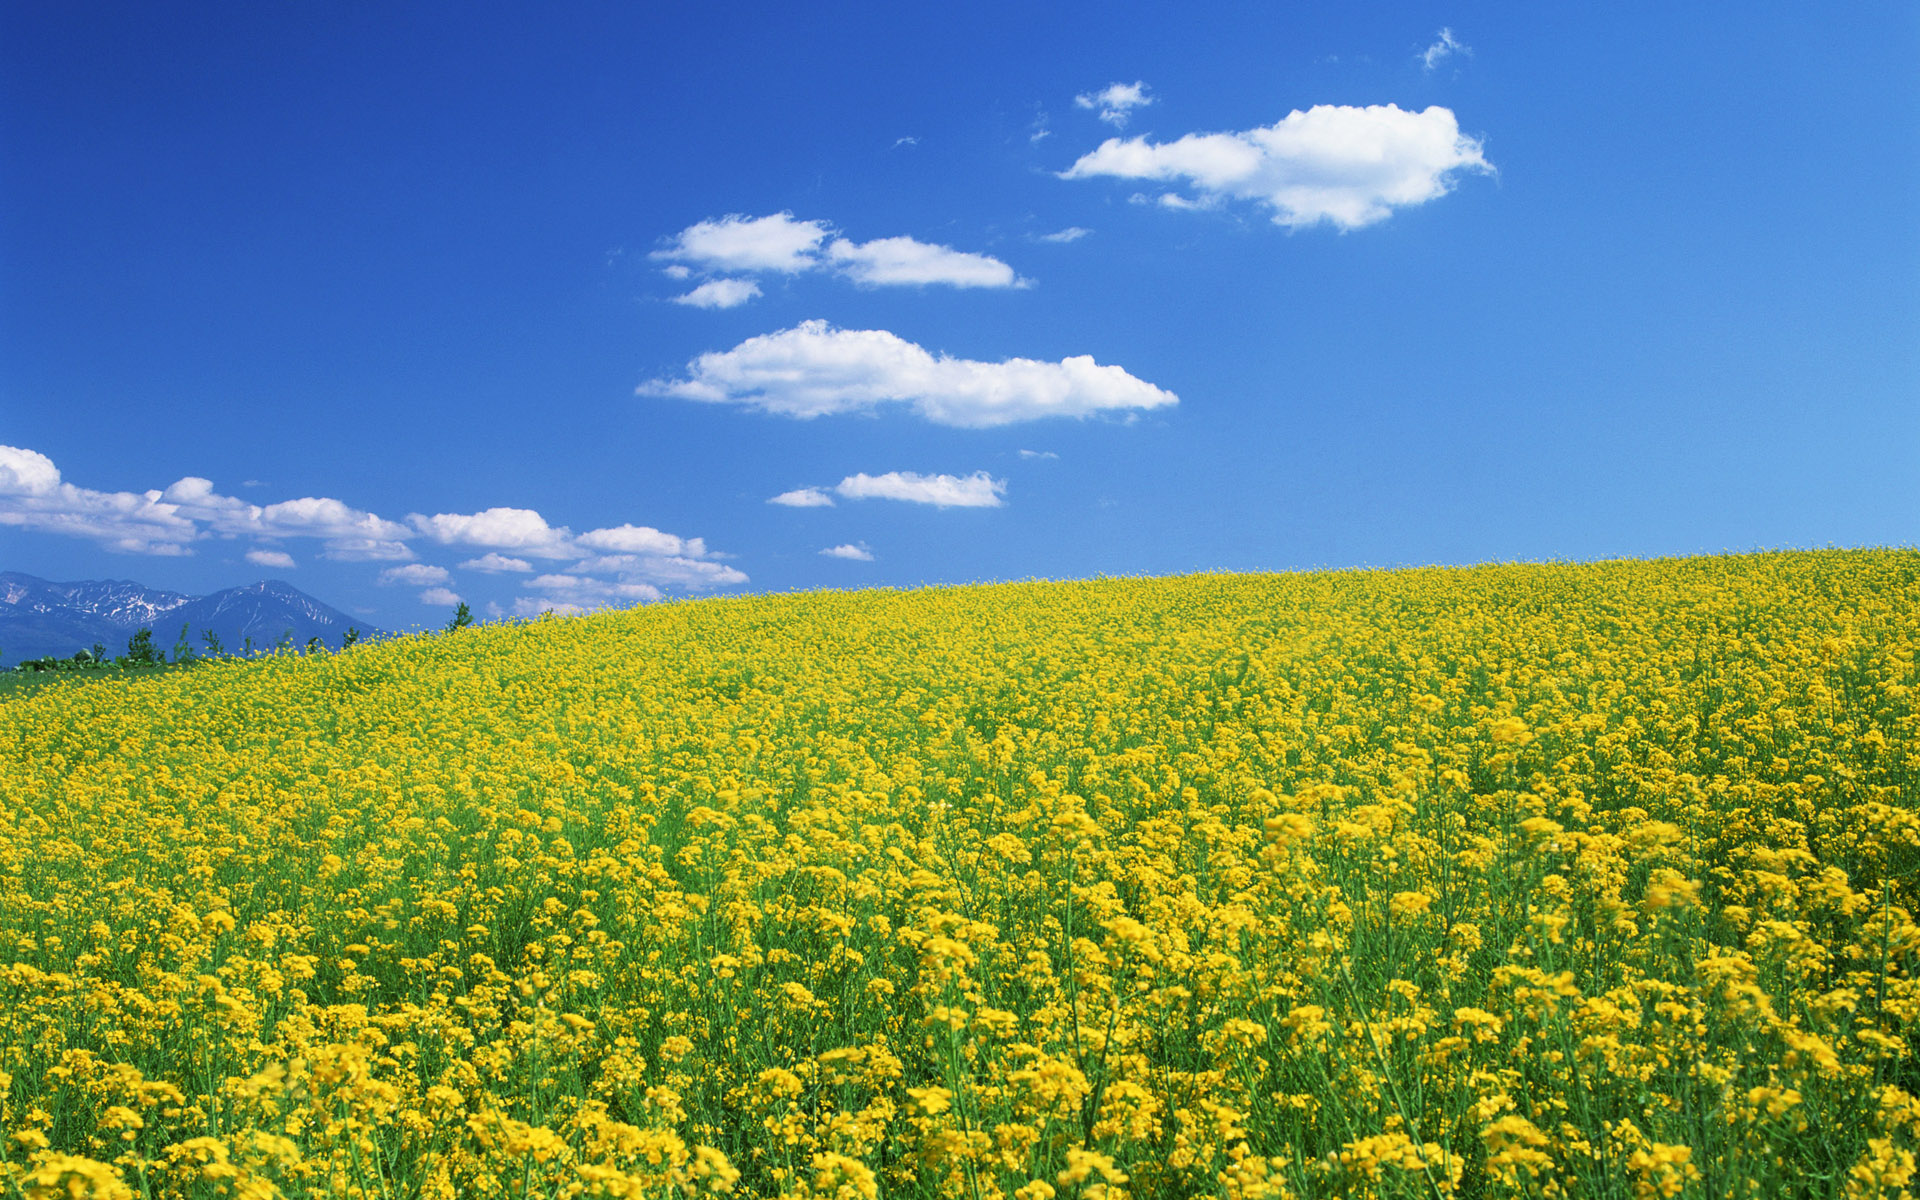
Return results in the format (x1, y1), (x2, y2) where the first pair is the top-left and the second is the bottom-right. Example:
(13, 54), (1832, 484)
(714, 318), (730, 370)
(891, 136), (918, 149)
(820, 543), (875, 561)
(1018, 449), (1059, 460)
(672, 278), (762, 309)
(1036, 227), (1092, 244)
(769, 487), (836, 508)
(1421, 28), (1470, 72)
(420, 586), (462, 607)
(379, 563), (451, 586)
(1075, 81), (1154, 128)
(459, 552), (534, 573)
(245, 549), (296, 569)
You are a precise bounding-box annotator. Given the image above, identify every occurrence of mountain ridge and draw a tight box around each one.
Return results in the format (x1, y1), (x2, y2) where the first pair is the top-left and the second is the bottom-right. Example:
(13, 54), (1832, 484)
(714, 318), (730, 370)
(0, 571), (382, 666)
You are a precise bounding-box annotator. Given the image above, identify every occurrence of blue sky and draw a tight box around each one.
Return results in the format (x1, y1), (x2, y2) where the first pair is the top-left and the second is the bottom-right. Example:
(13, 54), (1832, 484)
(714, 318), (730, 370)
(3, 1), (1915, 630)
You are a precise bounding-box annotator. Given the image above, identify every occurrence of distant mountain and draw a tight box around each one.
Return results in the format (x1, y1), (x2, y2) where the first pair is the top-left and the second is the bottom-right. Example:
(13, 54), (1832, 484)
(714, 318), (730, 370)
(0, 572), (383, 666)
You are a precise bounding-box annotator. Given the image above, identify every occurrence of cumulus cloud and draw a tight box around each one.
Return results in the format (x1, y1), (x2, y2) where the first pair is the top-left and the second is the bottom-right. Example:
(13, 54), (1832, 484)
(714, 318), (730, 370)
(654, 212), (831, 274)
(825, 237), (1023, 288)
(0, 445), (205, 555)
(835, 471), (1006, 508)
(1421, 28), (1470, 72)
(408, 507), (576, 558)
(769, 487), (835, 508)
(459, 552), (534, 573)
(1036, 227), (1092, 244)
(639, 321), (1177, 427)
(379, 563), (451, 586)
(420, 587), (463, 606)
(820, 543), (875, 561)
(1076, 81), (1154, 127)
(0, 443), (739, 594)
(672, 278), (763, 309)
(575, 524), (708, 558)
(654, 212), (1022, 296)
(1061, 103), (1492, 230)
(522, 573), (664, 611)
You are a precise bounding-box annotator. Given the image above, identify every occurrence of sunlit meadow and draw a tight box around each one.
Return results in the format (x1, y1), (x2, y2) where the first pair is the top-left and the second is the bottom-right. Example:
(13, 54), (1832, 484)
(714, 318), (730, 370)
(1, 549), (1916, 1199)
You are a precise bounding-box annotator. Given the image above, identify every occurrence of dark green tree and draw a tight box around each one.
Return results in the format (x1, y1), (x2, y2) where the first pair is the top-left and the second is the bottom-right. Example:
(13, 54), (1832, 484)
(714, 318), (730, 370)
(125, 628), (157, 665)
(172, 622), (193, 664)
(343, 626), (362, 648)
(446, 602), (473, 632)
(201, 629), (225, 658)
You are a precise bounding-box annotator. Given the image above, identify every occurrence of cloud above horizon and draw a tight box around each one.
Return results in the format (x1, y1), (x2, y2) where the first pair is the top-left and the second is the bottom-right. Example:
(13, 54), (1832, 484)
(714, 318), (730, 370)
(1061, 103), (1492, 230)
(835, 471), (1006, 508)
(1421, 28), (1470, 72)
(1075, 81), (1153, 128)
(0, 443), (746, 600)
(769, 487), (836, 508)
(652, 212), (1023, 298)
(640, 321), (1177, 427)
(672, 278), (763, 309)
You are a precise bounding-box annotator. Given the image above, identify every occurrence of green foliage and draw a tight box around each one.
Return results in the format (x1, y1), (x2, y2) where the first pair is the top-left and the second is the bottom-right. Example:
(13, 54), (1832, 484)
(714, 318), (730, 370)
(123, 627), (157, 665)
(446, 601), (474, 632)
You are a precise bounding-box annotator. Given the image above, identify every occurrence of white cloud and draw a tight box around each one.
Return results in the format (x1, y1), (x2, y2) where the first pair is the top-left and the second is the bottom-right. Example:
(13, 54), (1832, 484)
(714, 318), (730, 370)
(821, 543), (875, 561)
(654, 212), (831, 274)
(0, 446), (65, 496)
(640, 321), (1177, 428)
(655, 213), (1021, 292)
(523, 574), (665, 611)
(408, 507), (575, 558)
(1036, 227), (1092, 244)
(460, 552), (534, 573)
(661, 264), (692, 280)
(1075, 81), (1154, 128)
(825, 237), (1022, 289)
(324, 538), (415, 562)
(0, 445), (199, 555)
(379, 563), (451, 586)
(420, 587), (463, 606)
(0, 444), (735, 592)
(575, 524), (707, 558)
(261, 496), (412, 541)
(1421, 28), (1470, 72)
(635, 556), (749, 588)
(672, 278), (763, 309)
(1061, 103), (1492, 230)
(769, 487), (835, 508)
(1018, 449), (1059, 460)
(892, 136), (918, 149)
(836, 471), (1006, 508)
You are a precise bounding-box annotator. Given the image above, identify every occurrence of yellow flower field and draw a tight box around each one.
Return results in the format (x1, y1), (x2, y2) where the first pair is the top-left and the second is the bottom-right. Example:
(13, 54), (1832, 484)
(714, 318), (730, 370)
(1, 549), (1916, 1199)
